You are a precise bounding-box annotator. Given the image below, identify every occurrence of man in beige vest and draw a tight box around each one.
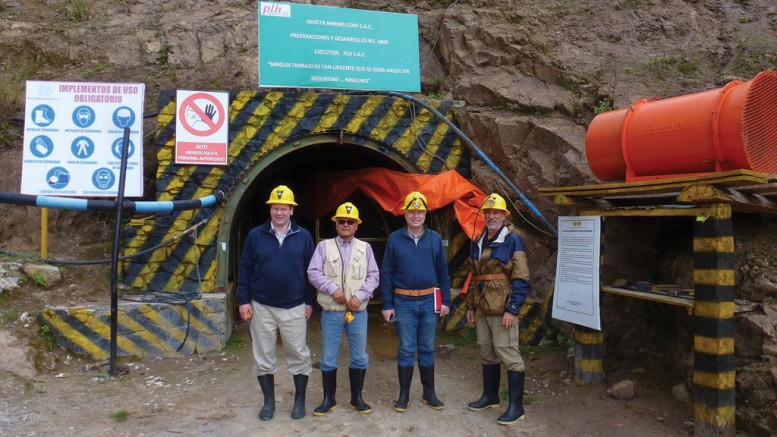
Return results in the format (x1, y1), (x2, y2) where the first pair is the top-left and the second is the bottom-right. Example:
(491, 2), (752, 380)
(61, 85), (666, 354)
(307, 202), (379, 416)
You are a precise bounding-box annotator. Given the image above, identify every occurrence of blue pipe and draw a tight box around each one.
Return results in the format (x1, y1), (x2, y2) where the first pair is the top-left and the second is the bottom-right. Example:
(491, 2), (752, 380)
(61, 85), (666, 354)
(379, 91), (558, 236)
(0, 190), (225, 212)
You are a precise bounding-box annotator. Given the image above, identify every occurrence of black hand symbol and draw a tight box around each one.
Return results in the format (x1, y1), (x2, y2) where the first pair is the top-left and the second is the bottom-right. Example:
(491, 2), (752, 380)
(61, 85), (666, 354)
(204, 104), (216, 121)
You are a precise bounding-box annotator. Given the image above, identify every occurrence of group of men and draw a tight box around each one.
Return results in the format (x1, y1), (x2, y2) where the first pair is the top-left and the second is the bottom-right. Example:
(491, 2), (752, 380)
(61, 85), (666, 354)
(236, 185), (531, 425)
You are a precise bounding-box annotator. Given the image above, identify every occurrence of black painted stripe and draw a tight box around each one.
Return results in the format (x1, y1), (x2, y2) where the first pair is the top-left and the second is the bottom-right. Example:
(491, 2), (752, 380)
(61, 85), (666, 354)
(287, 93), (336, 140)
(693, 316), (735, 337)
(693, 284), (735, 302)
(694, 351), (736, 374)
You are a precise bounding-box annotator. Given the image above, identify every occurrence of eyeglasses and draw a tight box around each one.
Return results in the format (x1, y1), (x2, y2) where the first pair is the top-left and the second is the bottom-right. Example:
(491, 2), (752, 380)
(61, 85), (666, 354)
(337, 219), (356, 226)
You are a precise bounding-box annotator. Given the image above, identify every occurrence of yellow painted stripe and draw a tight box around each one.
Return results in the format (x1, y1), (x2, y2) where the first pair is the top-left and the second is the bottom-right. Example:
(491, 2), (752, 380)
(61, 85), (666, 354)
(342, 95), (379, 137)
(445, 138), (464, 170)
(42, 308), (107, 359)
(164, 208), (224, 291)
(693, 404), (735, 428)
(314, 94), (351, 131)
(116, 311), (171, 355)
(392, 105), (428, 156)
(578, 358), (604, 373)
(575, 330), (603, 345)
(257, 93), (319, 156)
(694, 269), (735, 286)
(415, 117), (450, 172)
(371, 97), (411, 149)
(69, 309), (145, 357)
(710, 203), (732, 220)
(137, 305), (188, 343)
(694, 335), (734, 355)
(693, 236), (734, 253)
(694, 301), (735, 319)
(693, 370), (736, 390)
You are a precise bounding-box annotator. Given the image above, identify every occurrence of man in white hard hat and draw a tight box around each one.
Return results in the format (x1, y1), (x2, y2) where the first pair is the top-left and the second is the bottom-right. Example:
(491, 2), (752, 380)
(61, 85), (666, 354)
(381, 191), (451, 413)
(307, 202), (379, 416)
(237, 185), (315, 421)
(466, 193), (531, 425)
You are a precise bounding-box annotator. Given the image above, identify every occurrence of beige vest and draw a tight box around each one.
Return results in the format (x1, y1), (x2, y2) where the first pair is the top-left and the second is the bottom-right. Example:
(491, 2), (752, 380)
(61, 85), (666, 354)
(317, 238), (370, 312)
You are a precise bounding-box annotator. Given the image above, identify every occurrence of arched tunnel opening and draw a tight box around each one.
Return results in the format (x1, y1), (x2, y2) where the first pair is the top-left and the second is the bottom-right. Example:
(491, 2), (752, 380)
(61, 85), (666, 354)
(217, 134), (452, 304)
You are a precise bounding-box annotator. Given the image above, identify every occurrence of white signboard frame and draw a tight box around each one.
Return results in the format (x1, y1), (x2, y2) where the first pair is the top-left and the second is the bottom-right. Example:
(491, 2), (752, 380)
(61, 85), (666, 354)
(21, 81), (145, 197)
(175, 90), (229, 165)
(552, 216), (602, 330)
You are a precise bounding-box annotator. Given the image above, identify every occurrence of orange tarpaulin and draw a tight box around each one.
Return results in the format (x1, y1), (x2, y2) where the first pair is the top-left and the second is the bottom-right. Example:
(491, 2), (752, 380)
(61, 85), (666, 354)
(302, 168), (488, 239)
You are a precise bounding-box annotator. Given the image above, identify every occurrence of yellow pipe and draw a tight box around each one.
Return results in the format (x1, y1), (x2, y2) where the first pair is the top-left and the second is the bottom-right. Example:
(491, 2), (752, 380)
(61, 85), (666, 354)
(41, 207), (48, 259)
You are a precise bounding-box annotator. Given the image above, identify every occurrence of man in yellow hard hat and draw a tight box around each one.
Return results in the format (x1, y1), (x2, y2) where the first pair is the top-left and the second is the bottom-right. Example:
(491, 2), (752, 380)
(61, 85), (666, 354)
(380, 191), (451, 413)
(466, 193), (530, 425)
(237, 185), (315, 421)
(307, 202), (379, 416)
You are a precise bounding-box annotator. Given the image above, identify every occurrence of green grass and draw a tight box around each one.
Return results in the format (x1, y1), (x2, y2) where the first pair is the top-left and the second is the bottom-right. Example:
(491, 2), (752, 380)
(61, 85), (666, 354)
(224, 333), (245, 351)
(110, 410), (129, 422)
(66, 0), (90, 21)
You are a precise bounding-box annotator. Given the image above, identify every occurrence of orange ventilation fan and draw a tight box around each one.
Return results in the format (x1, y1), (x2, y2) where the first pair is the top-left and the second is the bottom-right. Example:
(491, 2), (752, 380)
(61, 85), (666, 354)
(585, 70), (777, 182)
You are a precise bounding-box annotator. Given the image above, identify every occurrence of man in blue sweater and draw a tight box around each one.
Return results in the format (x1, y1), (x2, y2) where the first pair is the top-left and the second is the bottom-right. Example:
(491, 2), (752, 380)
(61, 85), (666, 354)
(237, 185), (315, 421)
(381, 191), (451, 413)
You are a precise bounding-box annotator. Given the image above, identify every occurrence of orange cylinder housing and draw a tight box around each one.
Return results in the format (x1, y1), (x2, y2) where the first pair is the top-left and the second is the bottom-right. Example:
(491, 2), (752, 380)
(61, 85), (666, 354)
(585, 70), (777, 182)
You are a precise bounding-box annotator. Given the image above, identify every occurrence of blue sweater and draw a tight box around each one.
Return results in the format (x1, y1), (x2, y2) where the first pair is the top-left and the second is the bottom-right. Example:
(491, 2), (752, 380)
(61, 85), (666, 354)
(380, 226), (451, 310)
(236, 220), (315, 309)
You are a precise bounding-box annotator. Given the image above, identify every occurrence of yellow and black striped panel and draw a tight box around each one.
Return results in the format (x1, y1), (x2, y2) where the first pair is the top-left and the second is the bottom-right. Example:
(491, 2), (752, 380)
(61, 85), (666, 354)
(37, 295), (228, 359)
(122, 91), (471, 292)
(692, 203), (735, 433)
(574, 326), (605, 385)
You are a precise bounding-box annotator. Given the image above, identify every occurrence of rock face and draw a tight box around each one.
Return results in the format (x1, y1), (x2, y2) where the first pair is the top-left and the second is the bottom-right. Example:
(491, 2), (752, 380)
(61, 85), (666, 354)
(1, 0), (776, 433)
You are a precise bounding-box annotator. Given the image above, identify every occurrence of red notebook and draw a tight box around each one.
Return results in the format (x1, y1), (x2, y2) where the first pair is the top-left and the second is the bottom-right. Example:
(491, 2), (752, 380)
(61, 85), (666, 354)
(433, 287), (442, 313)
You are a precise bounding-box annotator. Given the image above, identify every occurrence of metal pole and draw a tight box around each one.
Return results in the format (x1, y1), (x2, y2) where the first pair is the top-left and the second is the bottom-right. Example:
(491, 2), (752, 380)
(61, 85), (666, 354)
(109, 127), (131, 376)
(40, 208), (48, 259)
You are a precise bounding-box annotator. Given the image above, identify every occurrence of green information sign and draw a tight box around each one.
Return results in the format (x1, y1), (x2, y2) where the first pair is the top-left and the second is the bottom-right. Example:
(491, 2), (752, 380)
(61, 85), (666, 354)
(258, 2), (420, 92)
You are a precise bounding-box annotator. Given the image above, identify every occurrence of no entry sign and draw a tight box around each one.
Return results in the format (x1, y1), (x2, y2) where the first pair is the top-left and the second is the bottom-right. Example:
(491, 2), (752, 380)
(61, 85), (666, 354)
(175, 90), (229, 165)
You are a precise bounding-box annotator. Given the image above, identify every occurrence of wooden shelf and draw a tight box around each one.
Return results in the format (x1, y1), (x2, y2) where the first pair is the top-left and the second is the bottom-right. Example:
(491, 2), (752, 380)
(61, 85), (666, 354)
(601, 285), (694, 309)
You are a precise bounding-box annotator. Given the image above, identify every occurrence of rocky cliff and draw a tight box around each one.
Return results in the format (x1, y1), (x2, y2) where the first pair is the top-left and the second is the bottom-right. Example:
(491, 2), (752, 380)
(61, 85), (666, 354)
(1, 0), (775, 434)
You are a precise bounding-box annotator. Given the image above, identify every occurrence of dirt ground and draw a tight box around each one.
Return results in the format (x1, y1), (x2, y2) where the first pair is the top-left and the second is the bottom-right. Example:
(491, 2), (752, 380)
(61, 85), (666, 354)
(0, 307), (694, 437)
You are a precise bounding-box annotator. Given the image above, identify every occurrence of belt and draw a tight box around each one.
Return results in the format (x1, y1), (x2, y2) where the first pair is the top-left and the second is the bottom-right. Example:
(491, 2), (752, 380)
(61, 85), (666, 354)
(394, 287), (436, 297)
(472, 274), (509, 281)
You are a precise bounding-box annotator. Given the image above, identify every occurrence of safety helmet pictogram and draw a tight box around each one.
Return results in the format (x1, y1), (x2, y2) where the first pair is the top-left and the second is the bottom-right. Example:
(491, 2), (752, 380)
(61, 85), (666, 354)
(266, 185), (298, 206)
(331, 202), (362, 224)
(402, 191), (429, 211)
(481, 193), (508, 212)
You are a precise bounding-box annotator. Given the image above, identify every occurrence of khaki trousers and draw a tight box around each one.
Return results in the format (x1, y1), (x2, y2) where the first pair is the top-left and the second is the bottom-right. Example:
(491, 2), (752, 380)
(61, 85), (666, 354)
(476, 315), (525, 372)
(250, 301), (312, 376)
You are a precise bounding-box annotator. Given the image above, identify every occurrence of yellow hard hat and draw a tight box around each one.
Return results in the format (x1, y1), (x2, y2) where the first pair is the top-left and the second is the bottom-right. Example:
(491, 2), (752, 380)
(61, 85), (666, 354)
(402, 191), (429, 211)
(482, 193), (508, 212)
(331, 202), (362, 224)
(266, 185), (298, 206)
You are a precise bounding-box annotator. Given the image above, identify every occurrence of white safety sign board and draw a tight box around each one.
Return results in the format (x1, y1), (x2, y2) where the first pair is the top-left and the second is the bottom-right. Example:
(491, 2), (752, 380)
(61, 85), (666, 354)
(552, 216), (601, 330)
(21, 81), (145, 197)
(175, 90), (229, 165)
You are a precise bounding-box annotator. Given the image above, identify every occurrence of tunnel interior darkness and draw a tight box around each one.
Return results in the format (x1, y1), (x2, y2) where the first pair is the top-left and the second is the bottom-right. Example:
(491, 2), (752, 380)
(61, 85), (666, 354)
(227, 141), (425, 286)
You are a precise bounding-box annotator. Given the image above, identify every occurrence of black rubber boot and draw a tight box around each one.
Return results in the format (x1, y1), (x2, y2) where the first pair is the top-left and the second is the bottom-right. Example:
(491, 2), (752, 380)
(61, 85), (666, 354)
(313, 370), (337, 416)
(349, 367), (372, 414)
(497, 370), (526, 425)
(419, 365), (444, 410)
(393, 366), (413, 412)
(291, 374), (308, 420)
(256, 374), (275, 421)
(468, 363), (501, 411)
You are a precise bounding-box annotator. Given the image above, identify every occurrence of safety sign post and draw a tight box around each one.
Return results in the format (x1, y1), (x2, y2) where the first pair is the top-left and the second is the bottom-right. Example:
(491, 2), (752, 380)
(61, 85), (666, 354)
(175, 90), (229, 165)
(21, 81), (145, 197)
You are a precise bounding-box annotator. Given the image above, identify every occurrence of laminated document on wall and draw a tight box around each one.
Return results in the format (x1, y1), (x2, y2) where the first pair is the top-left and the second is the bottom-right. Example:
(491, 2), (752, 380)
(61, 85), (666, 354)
(552, 216), (601, 330)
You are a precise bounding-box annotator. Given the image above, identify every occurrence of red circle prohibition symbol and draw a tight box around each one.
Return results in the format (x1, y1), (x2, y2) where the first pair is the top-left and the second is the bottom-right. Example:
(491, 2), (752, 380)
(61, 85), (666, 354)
(178, 92), (226, 137)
